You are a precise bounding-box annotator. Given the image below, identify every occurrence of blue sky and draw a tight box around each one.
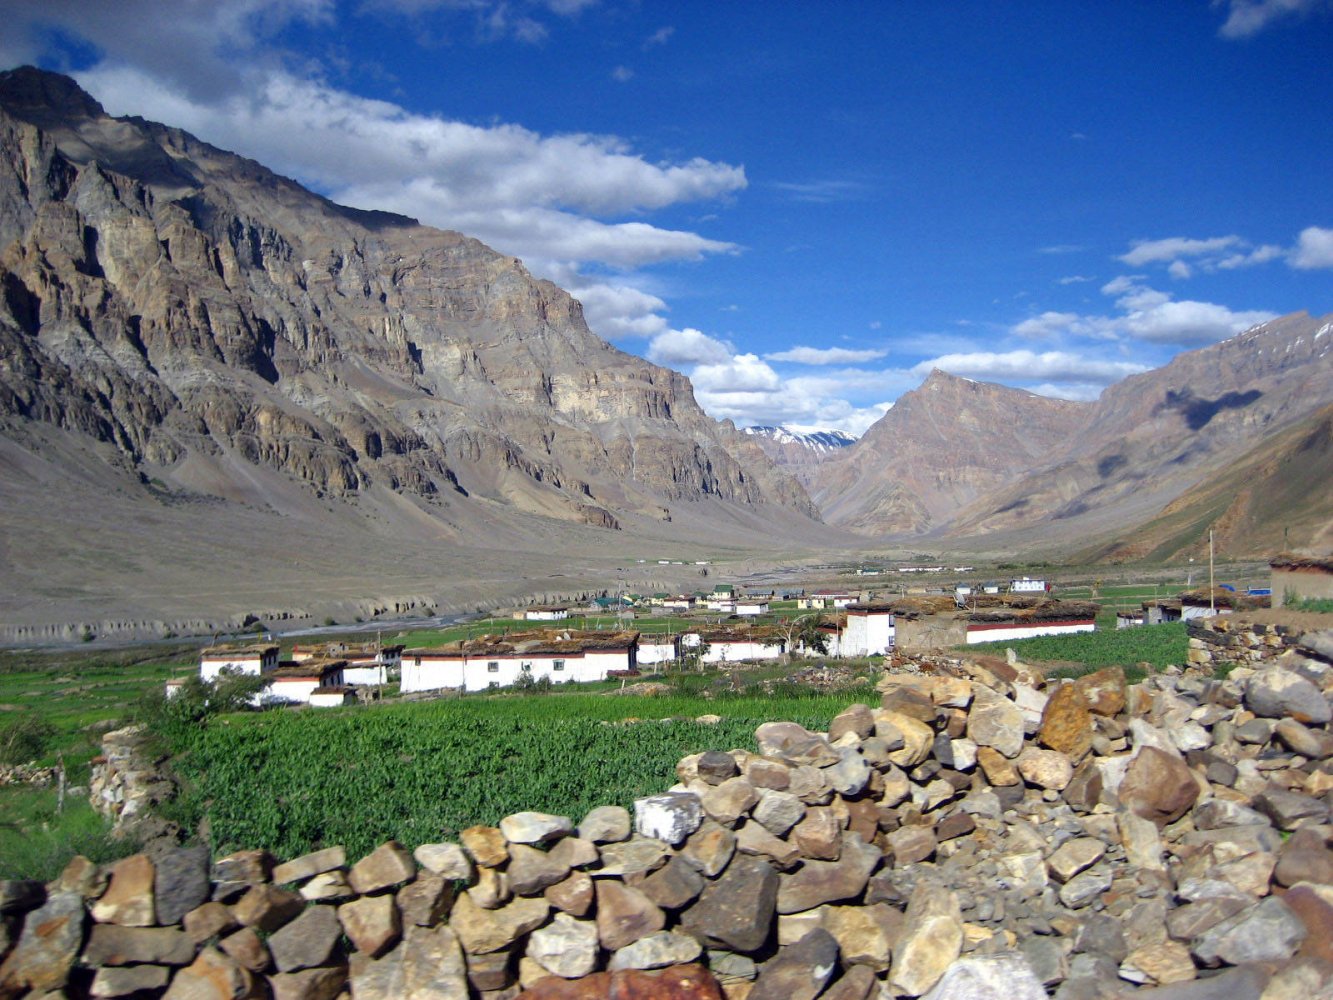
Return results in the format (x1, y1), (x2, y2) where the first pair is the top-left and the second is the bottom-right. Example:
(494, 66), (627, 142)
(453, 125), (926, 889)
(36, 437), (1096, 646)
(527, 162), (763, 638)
(5, 1), (1332, 434)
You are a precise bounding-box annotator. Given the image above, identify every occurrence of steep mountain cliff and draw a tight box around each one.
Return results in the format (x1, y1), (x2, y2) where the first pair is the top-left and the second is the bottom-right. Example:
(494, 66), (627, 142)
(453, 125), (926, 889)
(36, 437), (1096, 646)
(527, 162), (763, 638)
(812, 371), (1087, 534)
(0, 68), (816, 534)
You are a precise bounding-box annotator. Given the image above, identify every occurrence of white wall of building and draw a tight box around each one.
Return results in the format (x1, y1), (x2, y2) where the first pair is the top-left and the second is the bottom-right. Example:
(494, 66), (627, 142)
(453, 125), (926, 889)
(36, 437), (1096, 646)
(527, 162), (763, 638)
(840, 612), (895, 656)
(701, 640), (784, 663)
(401, 656), (464, 694)
(966, 621), (1094, 644)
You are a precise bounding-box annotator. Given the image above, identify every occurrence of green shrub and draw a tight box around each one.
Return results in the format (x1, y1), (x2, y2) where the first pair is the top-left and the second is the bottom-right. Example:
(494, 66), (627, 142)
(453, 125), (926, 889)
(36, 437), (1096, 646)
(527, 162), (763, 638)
(0, 711), (56, 765)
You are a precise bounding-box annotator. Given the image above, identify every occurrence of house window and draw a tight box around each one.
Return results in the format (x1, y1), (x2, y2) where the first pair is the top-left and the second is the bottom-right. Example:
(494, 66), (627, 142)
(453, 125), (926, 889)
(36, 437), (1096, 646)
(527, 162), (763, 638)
(520, 662), (532, 672)
(414, 657), (422, 666)
(487, 661), (500, 673)
(553, 659), (565, 672)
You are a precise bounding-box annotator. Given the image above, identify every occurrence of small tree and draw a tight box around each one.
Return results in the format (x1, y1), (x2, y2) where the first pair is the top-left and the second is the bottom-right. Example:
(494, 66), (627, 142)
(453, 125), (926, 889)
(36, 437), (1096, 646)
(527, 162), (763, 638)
(0, 711), (55, 766)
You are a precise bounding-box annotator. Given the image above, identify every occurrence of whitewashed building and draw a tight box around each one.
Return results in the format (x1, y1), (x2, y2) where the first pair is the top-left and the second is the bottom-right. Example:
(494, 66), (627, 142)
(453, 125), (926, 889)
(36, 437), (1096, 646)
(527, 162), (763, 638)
(839, 603), (895, 657)
(684, 631), (785, 664)
(1008, 577), (1048, 594)
(521, 606), (570, 622)
(735, 600), (770, 616)
(292, 642), (402, 686)
(401, 631), (639, 694)
(199, 643), (279, 682)
(965, 617), (1094, 644)
(262, 660), (347, 706)
(637, 635), (681, 667)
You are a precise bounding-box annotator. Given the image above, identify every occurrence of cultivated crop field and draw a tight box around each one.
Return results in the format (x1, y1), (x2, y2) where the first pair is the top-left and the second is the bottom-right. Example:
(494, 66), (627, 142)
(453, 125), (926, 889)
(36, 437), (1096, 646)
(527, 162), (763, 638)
(173, 689), (873, 860)
(965, 621), (1189, 679)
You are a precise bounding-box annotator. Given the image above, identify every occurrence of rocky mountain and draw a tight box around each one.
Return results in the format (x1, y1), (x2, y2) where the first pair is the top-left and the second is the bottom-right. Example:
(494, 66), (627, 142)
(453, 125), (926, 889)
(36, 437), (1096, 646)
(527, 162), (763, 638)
(811, 371), (1087, 535)
(1077, 401), (1333, 564)
(0, 67), (819, 529)
(0, 67), (832, 635)
(947, 312), (1333, 553)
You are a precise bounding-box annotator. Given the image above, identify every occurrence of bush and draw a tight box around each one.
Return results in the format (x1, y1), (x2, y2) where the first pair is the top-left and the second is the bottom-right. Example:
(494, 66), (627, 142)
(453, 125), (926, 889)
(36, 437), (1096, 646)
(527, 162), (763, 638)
(0, 712), (56, 765)
(136, 668), (269, 746)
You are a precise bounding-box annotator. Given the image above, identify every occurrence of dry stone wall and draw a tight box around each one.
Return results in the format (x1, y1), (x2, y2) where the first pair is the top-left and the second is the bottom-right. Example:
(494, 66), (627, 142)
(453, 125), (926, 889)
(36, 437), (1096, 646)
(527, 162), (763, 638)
(2, 628), (1333, 1000)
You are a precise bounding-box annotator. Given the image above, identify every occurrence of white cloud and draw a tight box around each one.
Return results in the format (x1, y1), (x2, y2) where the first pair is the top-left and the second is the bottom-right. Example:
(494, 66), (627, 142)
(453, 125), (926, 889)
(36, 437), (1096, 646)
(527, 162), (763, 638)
(1122, 299), (1277, 345)
(763, 346), (888, 365)
(1058, 275), (1093, 285)
(912, 351), (1149, 384)
(72, 64), (744, 280)
(571, 283), (668, 339)
(611, 65), (633, 82)
(1291, 226), (1333, 269)
(644, 25), (675, 47)
(1119, 235), (1242, 267)
(1216, 0), (1324, 38)
(1013, 311), (1118, 341)
(646, 329), (735, 367)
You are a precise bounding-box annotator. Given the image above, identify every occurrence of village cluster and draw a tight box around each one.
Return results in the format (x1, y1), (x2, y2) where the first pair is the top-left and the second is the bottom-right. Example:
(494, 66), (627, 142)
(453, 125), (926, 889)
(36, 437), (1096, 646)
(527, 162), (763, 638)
(174, 555), (1333, 710)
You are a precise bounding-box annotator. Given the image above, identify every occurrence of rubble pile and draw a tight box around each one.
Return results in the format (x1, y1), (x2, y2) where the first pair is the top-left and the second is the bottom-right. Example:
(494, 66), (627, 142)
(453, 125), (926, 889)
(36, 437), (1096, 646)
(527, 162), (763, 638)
(1, 629), (1332, 999)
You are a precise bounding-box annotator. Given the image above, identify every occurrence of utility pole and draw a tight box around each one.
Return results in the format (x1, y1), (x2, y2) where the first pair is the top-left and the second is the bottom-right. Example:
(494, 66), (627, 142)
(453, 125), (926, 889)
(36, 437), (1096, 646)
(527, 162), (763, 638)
(1209, 528), (1216, 616)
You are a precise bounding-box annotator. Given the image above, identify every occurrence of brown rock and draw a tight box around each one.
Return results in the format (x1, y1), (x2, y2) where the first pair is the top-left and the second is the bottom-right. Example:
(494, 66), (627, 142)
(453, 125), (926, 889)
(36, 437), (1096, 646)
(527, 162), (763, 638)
(1284, 884), (1333, 963)
(184, 902), (239, 944)
(701, 777), (760, 827)
(90, 963), (173, 997)
(777, 833), (881, 914)
(594, 881), (664, 951)
(348, 840), (415, 895)
(1074, 666), (1126, 717)
(473, 865), (512, 908)
(818, 965), (877, 1000)
(451, 892), (550, 955)
(680, 820), (736, 877)
(267, 966), (346, 1000)
(0, 890), (85, 994)
(887, 825), (937, 866)
(829, 704), (876, 742)
(1118, 746), (1200, 827)
(508, 844), (573, 896)
(880, 687), (937, 724)
(266, 904), (341, 972)
(735, 820), (804, 869)
(1038, 684), (1093, 761)
(545, 871), (594, 917)
(462, 825), (511, 867)
(339, 893), (402, 958)
(791, 807), (843, 861)
(745, 759), (792, 791)
(822, 903), (901, 971)
(465, 949), (514, 992)
(91, 854), (156, 927)
(232, 884), (303, 933)
(219, 926), (271, 973)
(163, 946), (257, 1000)
(976, 746), (1020, 787)
(516, 964), (722, 1000)
(84, 925), (196, 966)
(55, 854), (107, 897)
(888, 882), (962, 997)
(398, 873), (455, 926)
(271, 846), (346, 886)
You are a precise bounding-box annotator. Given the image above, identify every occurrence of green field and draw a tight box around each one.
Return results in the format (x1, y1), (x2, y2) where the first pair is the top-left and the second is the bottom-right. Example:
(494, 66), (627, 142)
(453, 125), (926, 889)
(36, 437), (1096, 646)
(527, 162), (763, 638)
(171, 688), (874, 860)
(964, 621), (1189, 679)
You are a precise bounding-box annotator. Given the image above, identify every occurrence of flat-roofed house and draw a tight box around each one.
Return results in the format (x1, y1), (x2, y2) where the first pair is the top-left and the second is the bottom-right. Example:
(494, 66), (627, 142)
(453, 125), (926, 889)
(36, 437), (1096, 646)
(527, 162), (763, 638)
(292, 642), (403, 686)
(199, 644), (279, 682)
(735, 599), (770, 616)
(1008, 577), (1048, 594)
(1271, 553), (1333, 607)
(637, 634), (680, 667)
(521, 606), (570, 622)
(798, 590), (855, 610)
(686, 629), (785, 664)
(263, 659), (347, 706)
(839, 603), (895, 656)
(401, 630), (640, 694)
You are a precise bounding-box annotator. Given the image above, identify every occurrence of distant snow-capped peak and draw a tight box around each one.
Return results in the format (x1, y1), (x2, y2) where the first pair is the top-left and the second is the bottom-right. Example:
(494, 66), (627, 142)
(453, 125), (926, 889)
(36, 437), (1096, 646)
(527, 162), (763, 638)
(743, 425), (857, 451)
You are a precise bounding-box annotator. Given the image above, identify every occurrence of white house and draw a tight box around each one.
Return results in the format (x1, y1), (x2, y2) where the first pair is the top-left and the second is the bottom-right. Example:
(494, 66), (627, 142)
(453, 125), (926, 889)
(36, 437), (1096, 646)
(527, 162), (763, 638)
(401, 630), (639, 694)
(199, 643), (279, 682)
(292, 642), (403, 686)
(521, 606), (570, 622)
(663, 596), (695, 611)
(706, 598), (738, 613)
(798, 590), (855, 610)
(262, 659), (347, 706)
(637, 635), (681, 667)
(684, 630), (785, 664)
(735, 600), (770, 616)
(1009, 577), (1048, 594)
(839, 603), (895, 657)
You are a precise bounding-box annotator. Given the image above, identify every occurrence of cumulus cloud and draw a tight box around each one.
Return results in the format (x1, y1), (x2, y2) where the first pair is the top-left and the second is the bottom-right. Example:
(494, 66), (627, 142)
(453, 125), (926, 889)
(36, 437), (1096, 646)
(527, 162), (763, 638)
(571, 283), (668, 339)
(1119, 235), (1242, 267)
(647, 329), (735, 367)
(763, 346), (888, 365)
(611, 65), (633, 82)
(1291, 226), (1333, 269)
(912, 351), (1149, 384)
(1215, 0), (1325, 38)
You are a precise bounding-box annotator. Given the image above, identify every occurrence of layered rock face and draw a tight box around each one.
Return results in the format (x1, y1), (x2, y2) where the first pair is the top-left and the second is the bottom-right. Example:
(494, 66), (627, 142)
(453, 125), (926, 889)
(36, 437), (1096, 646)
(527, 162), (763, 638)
(0, 67), (815, 537)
